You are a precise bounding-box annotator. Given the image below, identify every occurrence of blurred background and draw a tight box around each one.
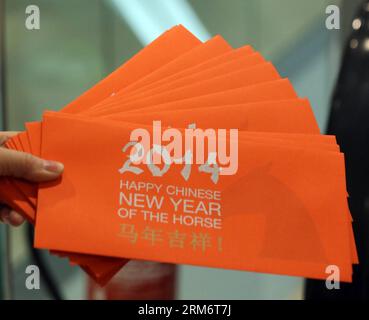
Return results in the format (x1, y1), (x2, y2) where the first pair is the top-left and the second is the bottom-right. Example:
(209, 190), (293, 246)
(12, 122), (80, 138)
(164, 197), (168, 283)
(0, 0), (365, 299)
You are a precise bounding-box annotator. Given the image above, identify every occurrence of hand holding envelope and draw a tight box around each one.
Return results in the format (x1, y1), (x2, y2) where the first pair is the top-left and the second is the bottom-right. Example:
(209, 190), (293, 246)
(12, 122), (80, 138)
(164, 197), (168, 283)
(0, 25), (357, 285)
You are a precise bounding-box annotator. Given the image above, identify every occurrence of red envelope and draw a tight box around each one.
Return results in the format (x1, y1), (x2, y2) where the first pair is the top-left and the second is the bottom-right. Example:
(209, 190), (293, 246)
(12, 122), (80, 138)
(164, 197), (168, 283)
(0, 25), (356, 286)
(34, 112), (354, 282)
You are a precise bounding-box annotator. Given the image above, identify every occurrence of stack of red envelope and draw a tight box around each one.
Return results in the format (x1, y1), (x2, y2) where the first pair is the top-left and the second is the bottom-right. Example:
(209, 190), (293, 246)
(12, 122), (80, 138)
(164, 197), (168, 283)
(0, 25), (357, 285)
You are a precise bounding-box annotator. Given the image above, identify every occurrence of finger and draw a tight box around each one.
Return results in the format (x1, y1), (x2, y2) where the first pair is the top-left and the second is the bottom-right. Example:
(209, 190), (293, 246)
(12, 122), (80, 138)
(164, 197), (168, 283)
(0, 147), (64, 182)
(0, 206), (25, 226)
(0, 131), (19, 146)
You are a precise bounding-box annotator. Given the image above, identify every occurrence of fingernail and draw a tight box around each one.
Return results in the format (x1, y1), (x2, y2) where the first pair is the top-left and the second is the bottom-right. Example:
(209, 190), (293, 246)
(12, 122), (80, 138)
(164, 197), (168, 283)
(43, 160), (64, 173)
(8, 211), (25, 226)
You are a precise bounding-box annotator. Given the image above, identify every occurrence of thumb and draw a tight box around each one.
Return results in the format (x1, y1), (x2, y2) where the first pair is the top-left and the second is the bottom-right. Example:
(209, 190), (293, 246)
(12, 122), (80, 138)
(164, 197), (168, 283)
(0, 147), (64, 182)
